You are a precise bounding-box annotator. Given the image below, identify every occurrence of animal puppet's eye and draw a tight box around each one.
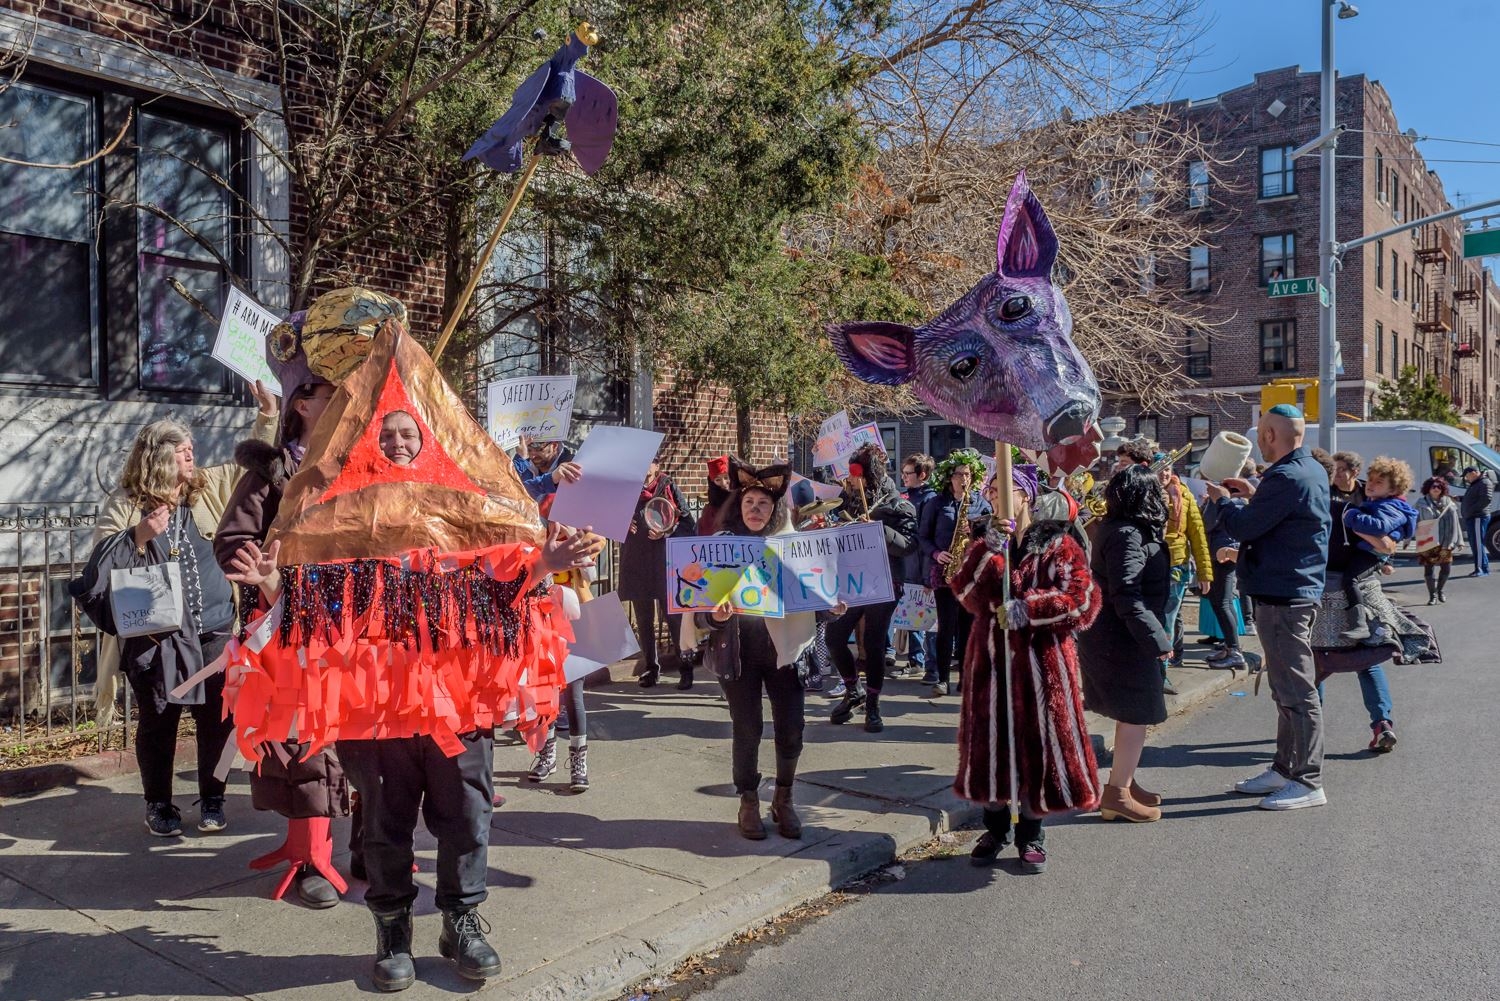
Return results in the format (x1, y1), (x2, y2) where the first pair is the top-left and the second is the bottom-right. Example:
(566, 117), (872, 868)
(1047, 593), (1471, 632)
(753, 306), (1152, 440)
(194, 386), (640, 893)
(998, 295), (1033, 322)
(949, 352), (980, 381)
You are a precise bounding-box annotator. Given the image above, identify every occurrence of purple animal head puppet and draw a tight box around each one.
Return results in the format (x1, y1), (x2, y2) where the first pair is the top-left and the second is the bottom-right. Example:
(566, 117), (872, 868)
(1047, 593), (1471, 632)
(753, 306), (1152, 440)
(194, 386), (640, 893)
(828, 172), (1103, 472)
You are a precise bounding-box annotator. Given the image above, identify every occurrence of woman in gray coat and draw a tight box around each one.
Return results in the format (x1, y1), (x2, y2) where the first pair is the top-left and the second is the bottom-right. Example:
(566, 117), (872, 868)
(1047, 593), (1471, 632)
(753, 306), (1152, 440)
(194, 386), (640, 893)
(1077, 464), (1173, 823)
(1416, 476), (1462, 603)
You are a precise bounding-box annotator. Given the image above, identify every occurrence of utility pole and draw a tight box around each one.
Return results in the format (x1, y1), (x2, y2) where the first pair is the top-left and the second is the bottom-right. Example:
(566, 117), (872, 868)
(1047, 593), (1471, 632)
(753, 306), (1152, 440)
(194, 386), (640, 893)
(1317, 0), (1341, 452)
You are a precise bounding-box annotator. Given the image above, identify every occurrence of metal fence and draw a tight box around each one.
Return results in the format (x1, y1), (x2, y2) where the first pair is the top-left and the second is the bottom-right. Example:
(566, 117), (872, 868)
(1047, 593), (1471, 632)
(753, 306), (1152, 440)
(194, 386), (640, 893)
(0, 503), (132, 759)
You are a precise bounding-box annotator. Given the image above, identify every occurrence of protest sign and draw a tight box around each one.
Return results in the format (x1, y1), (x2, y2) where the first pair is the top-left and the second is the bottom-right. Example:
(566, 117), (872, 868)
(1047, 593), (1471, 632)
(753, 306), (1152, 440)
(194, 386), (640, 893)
(777, 521), (894, 613)
(891, 583), (937, 632)
(812, 411), (852, 468)
(562, 592), (640, 683)
(666, 535), (783, 617)
(212, 287), (282, 393)
(549, 425), (664, 542)
(789, 471), (844, 503)
(485, 375), (577, 447)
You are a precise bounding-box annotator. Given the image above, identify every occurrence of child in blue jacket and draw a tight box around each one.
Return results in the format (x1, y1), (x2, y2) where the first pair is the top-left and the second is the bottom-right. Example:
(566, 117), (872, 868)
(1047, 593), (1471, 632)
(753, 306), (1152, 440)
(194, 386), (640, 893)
(1340, 456), (1419, 643)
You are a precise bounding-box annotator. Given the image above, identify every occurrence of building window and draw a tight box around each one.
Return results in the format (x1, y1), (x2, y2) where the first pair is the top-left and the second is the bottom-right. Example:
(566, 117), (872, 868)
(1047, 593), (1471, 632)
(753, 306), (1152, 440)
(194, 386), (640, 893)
(1189, 415), (1211, 442)
(1375, 321), (1384, 374)
(1259, 144), (1296, 198)
(1260, 319), (1297, 374)
(1375, 150), (1385, 202)
(1259, 233), (1296, 285)
(1136, 415), (1158, 442)
(1187, 246), (1210, 291)
(1187, 160), (1209, 208)
(927, 422), (969, 460)
(1392, 250), (1400, 299)
(1137, 253), (1157, 293)
(0, 76), (246, 399)
(1185, 329), (1211, 377)
(1374, 239), (1384, 288)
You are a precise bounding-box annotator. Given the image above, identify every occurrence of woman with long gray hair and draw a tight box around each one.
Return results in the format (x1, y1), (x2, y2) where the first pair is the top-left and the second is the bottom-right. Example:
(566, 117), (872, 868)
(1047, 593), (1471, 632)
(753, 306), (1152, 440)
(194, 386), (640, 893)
(74, 392), (275, 838)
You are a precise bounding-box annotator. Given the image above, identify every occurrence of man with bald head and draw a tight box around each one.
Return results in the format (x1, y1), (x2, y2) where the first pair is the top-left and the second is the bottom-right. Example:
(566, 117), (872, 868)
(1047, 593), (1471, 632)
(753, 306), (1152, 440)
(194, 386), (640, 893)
(1204, 405), (1331, 810)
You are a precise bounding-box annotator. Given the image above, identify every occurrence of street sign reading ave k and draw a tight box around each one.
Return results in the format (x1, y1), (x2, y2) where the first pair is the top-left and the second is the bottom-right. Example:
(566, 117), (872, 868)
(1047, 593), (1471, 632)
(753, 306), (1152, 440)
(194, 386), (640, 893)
(1268, 276), (1321, 298)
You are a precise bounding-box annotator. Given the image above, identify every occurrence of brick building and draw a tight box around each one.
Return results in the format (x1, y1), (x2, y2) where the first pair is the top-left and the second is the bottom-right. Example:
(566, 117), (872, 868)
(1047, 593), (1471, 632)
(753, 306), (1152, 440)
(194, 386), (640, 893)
(1110, 66), (1497, 451)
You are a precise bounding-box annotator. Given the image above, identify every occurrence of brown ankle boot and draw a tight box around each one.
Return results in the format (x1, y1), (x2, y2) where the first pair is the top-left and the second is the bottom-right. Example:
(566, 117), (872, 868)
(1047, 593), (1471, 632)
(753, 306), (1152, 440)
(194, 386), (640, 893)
(737, 792), (767, 840)
(1098, 784), (1161, 823)
(770, 786), (802, 839)
(1130, 779), (1162, 808)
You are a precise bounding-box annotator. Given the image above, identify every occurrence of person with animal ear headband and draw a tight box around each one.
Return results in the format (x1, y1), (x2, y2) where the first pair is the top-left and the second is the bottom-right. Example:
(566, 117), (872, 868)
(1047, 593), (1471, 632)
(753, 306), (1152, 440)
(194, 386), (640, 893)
(697, 462), (837, 841)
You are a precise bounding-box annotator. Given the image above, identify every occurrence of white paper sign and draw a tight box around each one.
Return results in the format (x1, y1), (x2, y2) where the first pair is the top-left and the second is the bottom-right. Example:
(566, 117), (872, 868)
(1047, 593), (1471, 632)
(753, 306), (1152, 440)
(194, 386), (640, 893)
(1182, 477), (1210, 502)
(212, 287), (282, 393)
(812, 411), (853, 467)
(665, 535), (784, 617)
(549, 425), (665, 542)
(563, 592), (641, 683)
(892, 583), (937, 632)
(777, 521), (895, 613)
(485, 375), (577, 447)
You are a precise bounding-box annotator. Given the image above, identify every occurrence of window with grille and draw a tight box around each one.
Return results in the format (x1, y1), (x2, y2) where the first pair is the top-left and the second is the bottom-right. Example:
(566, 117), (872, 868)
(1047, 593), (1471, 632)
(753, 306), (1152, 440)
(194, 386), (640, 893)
(1259, 145), (1296, 198)
(1185, 329), (1211, 377)
(1259, 233), (1296, 285)
(1260, 320), (1297, 374)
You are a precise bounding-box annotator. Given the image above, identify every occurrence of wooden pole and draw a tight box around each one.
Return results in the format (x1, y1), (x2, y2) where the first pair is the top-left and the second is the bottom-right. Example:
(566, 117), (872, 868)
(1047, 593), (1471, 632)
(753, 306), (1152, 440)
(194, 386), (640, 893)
(994, 445), (1020, 825)
(431, 150), (544, 363)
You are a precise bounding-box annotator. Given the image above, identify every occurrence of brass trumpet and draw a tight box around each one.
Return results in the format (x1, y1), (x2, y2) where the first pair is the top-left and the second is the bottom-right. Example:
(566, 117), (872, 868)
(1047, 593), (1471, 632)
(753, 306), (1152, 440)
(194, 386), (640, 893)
(1083, 442), (1193, 518)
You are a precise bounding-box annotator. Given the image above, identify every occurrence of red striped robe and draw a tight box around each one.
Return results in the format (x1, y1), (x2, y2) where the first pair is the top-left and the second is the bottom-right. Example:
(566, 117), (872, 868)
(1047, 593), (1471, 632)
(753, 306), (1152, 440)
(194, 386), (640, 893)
(952, 525), (1102, 816)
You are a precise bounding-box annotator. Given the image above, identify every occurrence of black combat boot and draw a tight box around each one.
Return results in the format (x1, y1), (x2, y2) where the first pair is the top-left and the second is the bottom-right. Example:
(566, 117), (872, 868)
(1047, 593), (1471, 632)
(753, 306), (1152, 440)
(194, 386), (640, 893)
(439, 907), (502, 981)
(371, 909), (416, 992)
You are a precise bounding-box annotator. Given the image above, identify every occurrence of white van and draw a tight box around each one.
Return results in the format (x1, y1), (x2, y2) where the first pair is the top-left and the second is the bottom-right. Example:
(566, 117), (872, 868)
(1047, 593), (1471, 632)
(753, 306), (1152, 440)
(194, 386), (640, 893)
(1247, 420), (1500, 557)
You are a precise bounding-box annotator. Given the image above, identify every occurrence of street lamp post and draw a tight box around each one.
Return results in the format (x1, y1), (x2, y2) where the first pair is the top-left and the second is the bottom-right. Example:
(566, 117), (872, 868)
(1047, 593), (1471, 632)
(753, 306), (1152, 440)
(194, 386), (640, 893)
(1318, 0), (1359, 451)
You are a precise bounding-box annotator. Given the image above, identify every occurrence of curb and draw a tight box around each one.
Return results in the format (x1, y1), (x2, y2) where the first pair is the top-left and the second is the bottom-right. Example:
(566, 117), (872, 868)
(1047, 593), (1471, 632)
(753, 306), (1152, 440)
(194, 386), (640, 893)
(495, 793), (982, 1001)
(0, 736), (196, 798)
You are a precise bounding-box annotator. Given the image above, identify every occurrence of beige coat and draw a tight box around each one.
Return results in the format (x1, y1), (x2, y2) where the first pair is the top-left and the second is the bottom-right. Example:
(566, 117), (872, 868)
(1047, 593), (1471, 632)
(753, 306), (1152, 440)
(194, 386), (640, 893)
(93, 411), (277, 726)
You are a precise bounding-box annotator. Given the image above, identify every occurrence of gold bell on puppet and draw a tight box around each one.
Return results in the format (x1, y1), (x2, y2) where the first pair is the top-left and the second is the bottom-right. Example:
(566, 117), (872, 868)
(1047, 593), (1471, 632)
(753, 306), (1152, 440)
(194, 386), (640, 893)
(300, 286), (408, 383)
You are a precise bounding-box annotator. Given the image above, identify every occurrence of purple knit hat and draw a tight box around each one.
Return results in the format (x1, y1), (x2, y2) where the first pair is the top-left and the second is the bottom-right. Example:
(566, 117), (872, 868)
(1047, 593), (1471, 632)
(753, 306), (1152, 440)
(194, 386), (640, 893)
(1011, 463), (1039, 504)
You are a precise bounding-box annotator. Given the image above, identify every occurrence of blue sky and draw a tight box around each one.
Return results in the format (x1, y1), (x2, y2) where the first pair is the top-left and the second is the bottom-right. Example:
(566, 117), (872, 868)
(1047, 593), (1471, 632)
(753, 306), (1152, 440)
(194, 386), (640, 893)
(1170, 0), (1500, 220)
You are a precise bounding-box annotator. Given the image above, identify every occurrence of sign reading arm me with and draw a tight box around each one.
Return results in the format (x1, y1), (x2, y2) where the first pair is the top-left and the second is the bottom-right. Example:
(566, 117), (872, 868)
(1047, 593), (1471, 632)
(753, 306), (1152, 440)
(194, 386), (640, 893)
(777, 522), (894, 613)
(485, 375), (577, 447)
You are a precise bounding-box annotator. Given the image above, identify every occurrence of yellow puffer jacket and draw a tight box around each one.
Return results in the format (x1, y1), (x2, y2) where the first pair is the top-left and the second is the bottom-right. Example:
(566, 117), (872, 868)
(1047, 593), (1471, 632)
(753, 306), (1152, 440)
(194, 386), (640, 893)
(92, 410), (278, 726)
(1164, 478), (1213, 584)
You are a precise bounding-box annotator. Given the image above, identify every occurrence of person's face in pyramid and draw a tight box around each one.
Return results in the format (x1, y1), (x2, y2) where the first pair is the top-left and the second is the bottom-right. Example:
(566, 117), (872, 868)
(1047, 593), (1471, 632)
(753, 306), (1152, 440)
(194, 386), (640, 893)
(379, 410), (423, 466)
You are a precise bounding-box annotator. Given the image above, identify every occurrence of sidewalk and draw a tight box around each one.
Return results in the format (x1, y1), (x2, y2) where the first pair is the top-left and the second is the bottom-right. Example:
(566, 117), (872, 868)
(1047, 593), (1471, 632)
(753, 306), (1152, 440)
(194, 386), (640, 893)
(0, 652), (1244, 1001)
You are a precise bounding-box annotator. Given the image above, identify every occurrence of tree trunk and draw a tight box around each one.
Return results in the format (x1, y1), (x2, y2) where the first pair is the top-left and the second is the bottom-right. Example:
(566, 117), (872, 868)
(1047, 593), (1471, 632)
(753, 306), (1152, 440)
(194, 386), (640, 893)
(736, 404), (754, 459)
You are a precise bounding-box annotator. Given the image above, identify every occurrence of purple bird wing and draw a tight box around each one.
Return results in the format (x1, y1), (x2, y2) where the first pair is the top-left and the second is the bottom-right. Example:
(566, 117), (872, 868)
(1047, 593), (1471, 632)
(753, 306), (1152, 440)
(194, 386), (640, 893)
(566, 71), (619, 176)
(463, 61), (552, 172)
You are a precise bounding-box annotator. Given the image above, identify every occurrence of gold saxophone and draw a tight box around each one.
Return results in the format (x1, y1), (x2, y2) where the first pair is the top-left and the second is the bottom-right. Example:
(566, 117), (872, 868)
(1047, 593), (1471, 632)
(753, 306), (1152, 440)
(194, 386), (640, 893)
(943, 491), (972, 584)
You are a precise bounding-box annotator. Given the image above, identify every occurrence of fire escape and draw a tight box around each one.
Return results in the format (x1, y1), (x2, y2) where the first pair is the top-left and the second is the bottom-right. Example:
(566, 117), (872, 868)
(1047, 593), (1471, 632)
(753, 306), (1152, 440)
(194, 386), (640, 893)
(1413, 224), (1455, 393)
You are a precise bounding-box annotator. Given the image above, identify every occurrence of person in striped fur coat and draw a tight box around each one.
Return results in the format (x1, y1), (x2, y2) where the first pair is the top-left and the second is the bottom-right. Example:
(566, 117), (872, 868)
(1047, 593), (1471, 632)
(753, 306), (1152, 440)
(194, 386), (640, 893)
(952, 463), (1102, 873)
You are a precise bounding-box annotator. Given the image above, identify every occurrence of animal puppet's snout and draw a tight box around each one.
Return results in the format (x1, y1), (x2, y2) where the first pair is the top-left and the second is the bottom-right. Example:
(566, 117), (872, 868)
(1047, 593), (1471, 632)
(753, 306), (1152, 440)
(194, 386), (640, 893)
(1044, 400), (1096, 444)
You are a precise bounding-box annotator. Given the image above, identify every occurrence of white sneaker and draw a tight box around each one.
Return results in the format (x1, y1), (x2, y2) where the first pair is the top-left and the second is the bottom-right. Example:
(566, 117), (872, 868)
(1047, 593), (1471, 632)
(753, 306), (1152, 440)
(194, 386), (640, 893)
(1233, 767), (1289, 796)
(1258, 781), (1327, 811)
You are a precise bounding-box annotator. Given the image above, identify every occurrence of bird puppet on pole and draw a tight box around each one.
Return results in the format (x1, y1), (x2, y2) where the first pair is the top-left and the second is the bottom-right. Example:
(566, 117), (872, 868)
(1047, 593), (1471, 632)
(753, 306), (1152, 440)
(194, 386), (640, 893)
(431, 23), (619, 362)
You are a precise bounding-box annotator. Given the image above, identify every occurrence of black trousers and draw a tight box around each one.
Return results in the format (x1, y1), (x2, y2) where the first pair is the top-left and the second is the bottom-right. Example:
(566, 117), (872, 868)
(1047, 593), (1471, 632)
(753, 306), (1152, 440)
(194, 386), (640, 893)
(1423, 561), (1452, 594)
(134, 635), (234, 804)
(826, 600), (897, 694)
(933, 587), (973, 686)
(629, 598), (681, 671)
(983, 807), (1045, 848)
(720, 658), (805, 795)
(1207, 559), (1241, 650)
(337, 731), (494, 914)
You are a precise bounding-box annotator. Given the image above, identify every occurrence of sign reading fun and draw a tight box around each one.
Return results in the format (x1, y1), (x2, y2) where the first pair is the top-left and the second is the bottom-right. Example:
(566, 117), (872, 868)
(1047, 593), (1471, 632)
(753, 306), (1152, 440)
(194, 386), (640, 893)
(776, 521), (893, 612)
(485, 375), (577, 448)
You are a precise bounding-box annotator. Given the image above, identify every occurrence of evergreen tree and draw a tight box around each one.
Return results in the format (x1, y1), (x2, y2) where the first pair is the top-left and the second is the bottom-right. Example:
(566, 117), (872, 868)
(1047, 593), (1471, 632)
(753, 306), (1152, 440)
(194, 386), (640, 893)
(1371, 366), (1462, 425)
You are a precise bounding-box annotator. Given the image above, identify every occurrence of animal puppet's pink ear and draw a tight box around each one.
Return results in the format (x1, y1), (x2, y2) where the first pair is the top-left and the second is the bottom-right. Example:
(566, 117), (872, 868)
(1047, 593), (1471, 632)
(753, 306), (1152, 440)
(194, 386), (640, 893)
(996, 171), (1058, 280)
(827, 322), (916, 386)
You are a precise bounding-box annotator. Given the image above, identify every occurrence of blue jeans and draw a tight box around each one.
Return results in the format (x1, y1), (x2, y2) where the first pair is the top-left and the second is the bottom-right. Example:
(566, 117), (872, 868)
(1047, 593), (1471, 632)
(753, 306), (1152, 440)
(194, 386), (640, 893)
(1468, 515), (1491, 573)
(1162, 565), (1190, 650)
(1317, 664), (1394, 726)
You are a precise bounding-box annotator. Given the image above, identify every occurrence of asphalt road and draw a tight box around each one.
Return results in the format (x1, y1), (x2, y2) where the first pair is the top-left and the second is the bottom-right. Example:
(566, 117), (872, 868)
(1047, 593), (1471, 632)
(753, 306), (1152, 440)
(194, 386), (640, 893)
(683, 562), (1500, 1001)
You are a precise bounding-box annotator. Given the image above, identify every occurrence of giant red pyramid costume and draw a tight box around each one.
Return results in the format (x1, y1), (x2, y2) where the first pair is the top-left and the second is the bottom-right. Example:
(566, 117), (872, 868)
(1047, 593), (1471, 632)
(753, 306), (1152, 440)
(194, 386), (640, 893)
(225, 307), (570, 760)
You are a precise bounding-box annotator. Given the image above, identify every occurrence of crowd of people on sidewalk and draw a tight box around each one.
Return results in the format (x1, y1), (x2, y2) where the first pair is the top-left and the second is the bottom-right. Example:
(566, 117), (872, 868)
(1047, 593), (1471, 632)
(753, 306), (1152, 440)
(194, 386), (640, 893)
(66, 285), (1455, 991)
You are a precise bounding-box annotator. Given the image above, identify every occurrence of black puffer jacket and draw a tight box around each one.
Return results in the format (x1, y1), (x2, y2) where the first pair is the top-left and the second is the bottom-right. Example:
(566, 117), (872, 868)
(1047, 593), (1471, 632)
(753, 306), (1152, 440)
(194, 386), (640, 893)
(840, 476), (919, 585)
